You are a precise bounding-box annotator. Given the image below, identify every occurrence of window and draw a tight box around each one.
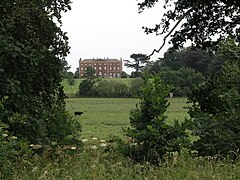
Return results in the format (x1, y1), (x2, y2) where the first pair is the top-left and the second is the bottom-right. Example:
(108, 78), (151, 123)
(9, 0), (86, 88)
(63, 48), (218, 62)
(104, 66), (106, 70)
(113, 67), (116, 70)
(117, 67), (120, 70)
(99, 66), (102, 70)
(110, 67), (112, 70)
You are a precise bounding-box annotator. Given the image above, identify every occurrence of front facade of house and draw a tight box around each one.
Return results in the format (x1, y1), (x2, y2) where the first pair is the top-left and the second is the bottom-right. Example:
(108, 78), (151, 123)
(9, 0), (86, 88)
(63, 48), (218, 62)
(79, 58), (123, 78)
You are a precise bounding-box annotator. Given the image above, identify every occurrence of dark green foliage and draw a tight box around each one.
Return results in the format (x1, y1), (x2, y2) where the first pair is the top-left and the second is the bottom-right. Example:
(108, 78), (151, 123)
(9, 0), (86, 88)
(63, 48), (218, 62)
(0, 97), (32, 176)
(77, 67), (97, 97)
(139, 0), (240, 50)
(78, 79), (96, 97)
(95, 80), (130, 98)
(188, 38), (240, 158)
(129, 78), (144, 98)
(148, 47), (211, 75)
(124, 75), (189, 164)
(67, 78), (75, 86)
(0, 0), (81, 155)
(83, 67), (96, 80)
(124, 53), (150, 76)
(157, 67), (204, 97)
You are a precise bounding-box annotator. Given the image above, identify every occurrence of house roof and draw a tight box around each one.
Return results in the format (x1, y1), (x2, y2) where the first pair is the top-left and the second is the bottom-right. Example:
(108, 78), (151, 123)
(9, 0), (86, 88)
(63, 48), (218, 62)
(80, 58), (121, 63)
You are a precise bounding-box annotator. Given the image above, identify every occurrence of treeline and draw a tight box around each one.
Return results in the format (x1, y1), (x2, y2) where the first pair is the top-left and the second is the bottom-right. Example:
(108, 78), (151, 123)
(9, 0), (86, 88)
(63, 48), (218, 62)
(77, 78), (143, 98)
(77, 47), (222, 98)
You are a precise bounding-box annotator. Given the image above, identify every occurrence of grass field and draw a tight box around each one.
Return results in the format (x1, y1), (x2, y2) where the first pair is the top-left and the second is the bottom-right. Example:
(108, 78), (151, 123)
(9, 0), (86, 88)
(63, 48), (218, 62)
(12, 96), (240, 179)
(6, 88), (240, 179)
(66, 97), (189, 139)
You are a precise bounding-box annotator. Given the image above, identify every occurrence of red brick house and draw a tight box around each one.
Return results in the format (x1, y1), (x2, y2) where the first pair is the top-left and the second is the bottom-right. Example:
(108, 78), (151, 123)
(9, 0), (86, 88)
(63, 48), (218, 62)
(79, 58), (123, 78)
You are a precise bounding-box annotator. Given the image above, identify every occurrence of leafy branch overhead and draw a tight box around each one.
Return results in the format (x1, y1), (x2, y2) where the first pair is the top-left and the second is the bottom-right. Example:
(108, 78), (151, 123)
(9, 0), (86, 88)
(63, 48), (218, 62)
(138, 0), (240, 55)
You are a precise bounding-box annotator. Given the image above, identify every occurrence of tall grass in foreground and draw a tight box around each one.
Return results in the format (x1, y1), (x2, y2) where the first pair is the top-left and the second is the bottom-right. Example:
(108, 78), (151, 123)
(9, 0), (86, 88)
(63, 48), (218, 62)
(2, 98), (240, 179)
(9, 140), (240, 179)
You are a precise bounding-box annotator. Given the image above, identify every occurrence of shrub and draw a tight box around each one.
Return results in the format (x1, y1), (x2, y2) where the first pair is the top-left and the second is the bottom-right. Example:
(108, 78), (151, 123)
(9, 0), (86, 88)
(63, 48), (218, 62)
(0, 97), (32, 177)
(95, 80), (130, 98)
(129, 78), (144, 98)
(188, 62), (240, 158)
(123, 75), (189, 164)
(188, 38), (240, 158)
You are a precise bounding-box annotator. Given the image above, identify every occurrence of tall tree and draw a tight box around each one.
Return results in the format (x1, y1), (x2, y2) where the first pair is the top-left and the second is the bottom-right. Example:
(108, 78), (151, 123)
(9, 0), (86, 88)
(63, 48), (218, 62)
(124, 53), (150, 75)
(147, 47), (211, 75)
(138, 0), (240, 55)
(0, 0), (80, 145)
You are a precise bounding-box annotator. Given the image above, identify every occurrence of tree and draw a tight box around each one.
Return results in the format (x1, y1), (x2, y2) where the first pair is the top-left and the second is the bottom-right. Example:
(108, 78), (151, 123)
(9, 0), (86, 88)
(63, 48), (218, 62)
(124, 54), (150, 76)
(188, 38), (240, 158)
(0, 1), (80, 146)
(78, 67), (97, 97)
(124, 74), (189, 164)
(83, 67), (96, 80)
(67, 77), (75, 88)
(147, 47), (211, 76)
(138, 0), (240, 55)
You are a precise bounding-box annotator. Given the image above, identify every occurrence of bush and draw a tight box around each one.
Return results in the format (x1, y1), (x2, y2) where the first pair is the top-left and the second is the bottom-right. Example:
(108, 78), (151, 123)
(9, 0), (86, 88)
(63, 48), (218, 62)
(95, 80), (130, 98)
(158, 67), (204, 97)
(0, 97), (32, 177)
(188, 62), (240, 158)
(77, 79), (96, 97)
(123, 75), (189, 164)
(129, 78), (144, 98)
(188, 38), (240, 158)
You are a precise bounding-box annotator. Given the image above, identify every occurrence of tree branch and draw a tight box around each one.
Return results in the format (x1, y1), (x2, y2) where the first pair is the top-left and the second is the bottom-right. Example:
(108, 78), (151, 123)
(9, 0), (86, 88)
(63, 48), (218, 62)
(148, 8), (193, 57)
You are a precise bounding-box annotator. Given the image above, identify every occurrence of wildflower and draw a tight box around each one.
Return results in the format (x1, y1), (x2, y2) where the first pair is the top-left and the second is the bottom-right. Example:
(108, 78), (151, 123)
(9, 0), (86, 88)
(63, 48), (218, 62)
(30, 144), (42, 150)
(100, 139), (106, 143)
(3, 133), (8, 138)
(11, 136), (17, 140)
(51, 141), (58, 146)
(82, 139), (88, 143)
(71, 146), (77, 150)
(92, 137), (98, 141)
(100, 143), (107, 147)
(130, 142), (137, 146)
(90, 145), (97, 150)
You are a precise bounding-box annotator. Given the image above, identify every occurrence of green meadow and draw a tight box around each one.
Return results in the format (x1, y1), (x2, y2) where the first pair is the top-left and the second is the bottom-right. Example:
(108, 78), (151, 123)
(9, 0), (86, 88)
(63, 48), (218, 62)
(66, 97), (188, 139)
(7, 80), (240, 179)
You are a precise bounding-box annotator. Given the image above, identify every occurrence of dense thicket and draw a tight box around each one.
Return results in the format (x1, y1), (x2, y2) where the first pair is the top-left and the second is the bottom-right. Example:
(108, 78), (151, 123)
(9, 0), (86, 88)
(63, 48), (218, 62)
(188, 38), (240, 158)
(0, 0), (80, 154)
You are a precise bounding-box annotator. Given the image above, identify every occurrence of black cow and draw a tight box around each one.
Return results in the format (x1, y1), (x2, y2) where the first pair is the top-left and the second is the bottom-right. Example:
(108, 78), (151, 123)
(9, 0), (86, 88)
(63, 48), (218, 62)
(74, 111), (83, 116)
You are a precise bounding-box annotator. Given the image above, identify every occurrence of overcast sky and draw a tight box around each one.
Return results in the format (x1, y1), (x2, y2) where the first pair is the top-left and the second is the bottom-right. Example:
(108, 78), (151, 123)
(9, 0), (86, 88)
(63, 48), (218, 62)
(61, 0), (170, 73)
